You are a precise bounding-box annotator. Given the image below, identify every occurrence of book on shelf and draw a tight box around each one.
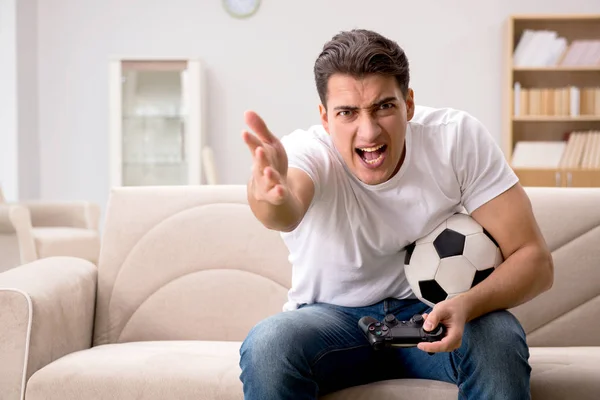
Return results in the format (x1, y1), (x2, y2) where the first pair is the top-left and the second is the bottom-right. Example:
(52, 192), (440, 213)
(562, 131), (600, 168)
(511, 141), (566, 168)
(513, 29), (600, 67)
(511, 131), (600, 169)
(513, 83), (600, 117)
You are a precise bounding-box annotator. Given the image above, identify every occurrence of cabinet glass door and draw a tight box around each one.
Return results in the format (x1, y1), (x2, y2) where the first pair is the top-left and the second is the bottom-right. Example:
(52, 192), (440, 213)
(120, 61), (189, 186)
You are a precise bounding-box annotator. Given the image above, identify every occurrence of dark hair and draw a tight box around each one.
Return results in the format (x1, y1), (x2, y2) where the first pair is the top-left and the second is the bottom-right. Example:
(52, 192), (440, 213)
(314, 29), (410, 107)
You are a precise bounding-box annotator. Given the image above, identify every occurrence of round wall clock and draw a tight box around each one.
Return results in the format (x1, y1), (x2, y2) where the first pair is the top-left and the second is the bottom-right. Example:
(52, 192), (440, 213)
(223, 0), (261, 18)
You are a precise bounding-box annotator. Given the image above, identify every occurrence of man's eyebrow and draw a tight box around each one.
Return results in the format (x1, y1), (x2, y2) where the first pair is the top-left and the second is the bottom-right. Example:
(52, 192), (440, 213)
(333, 104), (359, 111)
(371, 96), (400, 108)
(332, 96), (399, 111)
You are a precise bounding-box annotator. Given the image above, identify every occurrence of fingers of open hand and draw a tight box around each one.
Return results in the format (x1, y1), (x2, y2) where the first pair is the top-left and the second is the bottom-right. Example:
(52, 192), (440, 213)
(251, 148), (285, 203)
(242, 130), (262, 154)
(256, 174), (286, 205)
(244, 110), (276, 144)
(244, 130), (276, 173)
(265, 182), (287, 205)
(264, 165), (283, 186)
(254, 147), (271, 175)
(260, 164), (282, 192)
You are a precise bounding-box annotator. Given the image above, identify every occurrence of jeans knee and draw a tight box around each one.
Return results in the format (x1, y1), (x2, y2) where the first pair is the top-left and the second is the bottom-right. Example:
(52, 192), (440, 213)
(461, 310), (530, 369)
(454, 310), (531, 399)
(239, 312), (307, 374)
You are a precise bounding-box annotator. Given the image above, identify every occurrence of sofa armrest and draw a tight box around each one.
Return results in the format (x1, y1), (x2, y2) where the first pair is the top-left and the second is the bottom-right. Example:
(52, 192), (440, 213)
(0, 257), (97, 400)
(0, 204), (37, 266)
(22, 201), (101, 230)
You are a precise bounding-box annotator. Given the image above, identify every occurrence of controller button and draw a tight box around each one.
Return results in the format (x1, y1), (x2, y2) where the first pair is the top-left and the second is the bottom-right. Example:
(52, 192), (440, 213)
(382, 326), (388, 331)
(411, 314), (424, 324)
(375, 322), (381, 327)
(369, 326), (375, 331)
(375, 330), (382, 336)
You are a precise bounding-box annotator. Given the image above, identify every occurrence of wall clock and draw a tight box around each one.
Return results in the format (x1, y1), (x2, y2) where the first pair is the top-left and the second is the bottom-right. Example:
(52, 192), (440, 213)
(223, 0), (261, 19)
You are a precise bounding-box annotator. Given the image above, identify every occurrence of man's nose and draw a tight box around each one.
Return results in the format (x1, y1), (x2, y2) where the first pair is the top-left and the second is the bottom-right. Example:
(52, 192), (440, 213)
(357, 114), (382, 143)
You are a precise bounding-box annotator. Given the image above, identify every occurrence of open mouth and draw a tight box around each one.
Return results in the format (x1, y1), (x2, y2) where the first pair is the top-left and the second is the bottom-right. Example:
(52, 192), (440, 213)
(355, 144), (388, 168)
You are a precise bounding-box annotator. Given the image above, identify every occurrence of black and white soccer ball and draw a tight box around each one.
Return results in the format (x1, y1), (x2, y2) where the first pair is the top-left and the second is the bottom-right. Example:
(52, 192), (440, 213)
(404, 213), (503, 308)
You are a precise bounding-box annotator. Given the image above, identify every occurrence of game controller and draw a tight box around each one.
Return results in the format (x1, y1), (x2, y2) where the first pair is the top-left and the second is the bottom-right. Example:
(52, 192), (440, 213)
(358, 314), (446, 351)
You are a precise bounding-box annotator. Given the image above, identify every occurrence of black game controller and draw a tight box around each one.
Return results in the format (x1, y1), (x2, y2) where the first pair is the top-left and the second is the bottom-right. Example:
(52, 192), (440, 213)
(358, 314), (446, 351)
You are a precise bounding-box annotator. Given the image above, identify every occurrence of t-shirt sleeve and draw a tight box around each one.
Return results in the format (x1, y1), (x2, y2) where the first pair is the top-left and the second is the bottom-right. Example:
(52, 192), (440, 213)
(280, 128), (327, 201)
(453, 113), (519, 214)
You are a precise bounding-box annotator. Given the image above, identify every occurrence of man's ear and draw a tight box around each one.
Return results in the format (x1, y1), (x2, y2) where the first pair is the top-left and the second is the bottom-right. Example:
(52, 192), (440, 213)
(405, 89), (415, 121)
(319, 104), (330, 134)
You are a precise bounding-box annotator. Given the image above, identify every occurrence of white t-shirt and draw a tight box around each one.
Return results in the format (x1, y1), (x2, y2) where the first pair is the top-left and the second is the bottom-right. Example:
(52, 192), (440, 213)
(279, 105), (519, 311)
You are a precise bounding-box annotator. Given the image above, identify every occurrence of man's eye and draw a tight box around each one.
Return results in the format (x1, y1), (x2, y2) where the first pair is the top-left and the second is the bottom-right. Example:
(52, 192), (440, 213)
(380, 103), (394, 110)
(338, 110), (352, 117)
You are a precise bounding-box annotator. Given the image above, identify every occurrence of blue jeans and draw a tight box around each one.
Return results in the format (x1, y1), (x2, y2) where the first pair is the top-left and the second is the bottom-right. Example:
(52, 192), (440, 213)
(239, 298), (531, 399)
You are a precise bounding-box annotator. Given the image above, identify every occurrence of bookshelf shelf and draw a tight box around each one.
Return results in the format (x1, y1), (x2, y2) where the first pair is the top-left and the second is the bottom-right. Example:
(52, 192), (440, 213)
(513, 116), (600, 122)
(504, 14), (600, 188)
(509, 14), (600, 20)
(513, 66), (600, 71)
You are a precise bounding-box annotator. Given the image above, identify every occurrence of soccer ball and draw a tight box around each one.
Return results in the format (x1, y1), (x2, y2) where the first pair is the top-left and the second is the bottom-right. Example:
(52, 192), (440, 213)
(404, 213), (503, 308)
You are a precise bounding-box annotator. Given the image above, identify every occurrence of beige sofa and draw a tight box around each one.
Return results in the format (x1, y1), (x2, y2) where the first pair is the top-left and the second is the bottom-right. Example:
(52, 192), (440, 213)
(1, 185), (599, 400)
(0, 187), (101, 273)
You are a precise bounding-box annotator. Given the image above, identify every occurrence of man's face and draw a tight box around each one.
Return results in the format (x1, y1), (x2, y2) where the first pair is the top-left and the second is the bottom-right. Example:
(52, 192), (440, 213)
(319, 73), (414, 185)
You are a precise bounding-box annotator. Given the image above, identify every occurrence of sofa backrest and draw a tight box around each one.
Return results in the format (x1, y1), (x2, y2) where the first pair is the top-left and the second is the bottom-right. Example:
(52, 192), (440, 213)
(93, 185), (292, 346)
(93, 185), (600, 348)
(509, 187), (600, 347)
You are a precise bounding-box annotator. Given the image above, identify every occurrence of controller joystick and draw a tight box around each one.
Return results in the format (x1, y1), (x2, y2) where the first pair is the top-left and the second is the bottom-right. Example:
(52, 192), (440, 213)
(358, 314), (446, 351)
(384, 314), (398, 326)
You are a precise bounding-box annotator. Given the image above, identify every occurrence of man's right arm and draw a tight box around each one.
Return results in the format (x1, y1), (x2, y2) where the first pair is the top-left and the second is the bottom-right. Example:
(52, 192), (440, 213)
(248, 167), (315, 232)
(242, 110), (316, 232)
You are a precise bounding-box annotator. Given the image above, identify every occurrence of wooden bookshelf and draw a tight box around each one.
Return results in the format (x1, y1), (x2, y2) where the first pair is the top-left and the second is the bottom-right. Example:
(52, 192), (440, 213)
(504, 14), (600, 187)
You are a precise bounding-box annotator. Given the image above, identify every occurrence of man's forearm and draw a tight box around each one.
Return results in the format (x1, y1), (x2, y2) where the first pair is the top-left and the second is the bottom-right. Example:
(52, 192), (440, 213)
(456, 244), (554, 322)
(247, 179), (303, 232)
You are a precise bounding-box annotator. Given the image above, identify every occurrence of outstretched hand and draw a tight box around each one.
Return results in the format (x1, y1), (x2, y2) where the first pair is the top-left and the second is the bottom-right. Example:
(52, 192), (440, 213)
(242, 111), (290, 205)
(417, 297), (469, 353)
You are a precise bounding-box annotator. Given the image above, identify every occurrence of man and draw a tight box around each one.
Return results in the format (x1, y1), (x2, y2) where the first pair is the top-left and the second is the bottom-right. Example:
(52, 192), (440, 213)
(239, 29), (553, 400)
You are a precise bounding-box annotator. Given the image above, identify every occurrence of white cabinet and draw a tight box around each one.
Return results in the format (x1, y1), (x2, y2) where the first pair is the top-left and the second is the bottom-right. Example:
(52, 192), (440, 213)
(109, 58), (205, 187)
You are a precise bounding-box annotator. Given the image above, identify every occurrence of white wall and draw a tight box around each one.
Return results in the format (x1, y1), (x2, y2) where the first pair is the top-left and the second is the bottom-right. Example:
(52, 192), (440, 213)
(0, 0), (38, 202)
(0, 0), (18, 201)
(36, 0), (600, 210)
(17, 0), (39, 200)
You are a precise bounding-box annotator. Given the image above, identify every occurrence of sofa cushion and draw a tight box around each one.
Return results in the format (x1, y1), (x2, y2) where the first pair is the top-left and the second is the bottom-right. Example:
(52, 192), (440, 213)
(529, 347), (600, 399)
(24, 341), (600, 400)
(25, 341), (245, 400)
(32, 227), (100, 263)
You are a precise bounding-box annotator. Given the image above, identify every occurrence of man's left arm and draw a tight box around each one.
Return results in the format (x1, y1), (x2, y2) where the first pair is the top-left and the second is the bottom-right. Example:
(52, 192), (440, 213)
(419, 183), (553, 353)
(458, 182), (553, 322)
(418, 114), (554, 353)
